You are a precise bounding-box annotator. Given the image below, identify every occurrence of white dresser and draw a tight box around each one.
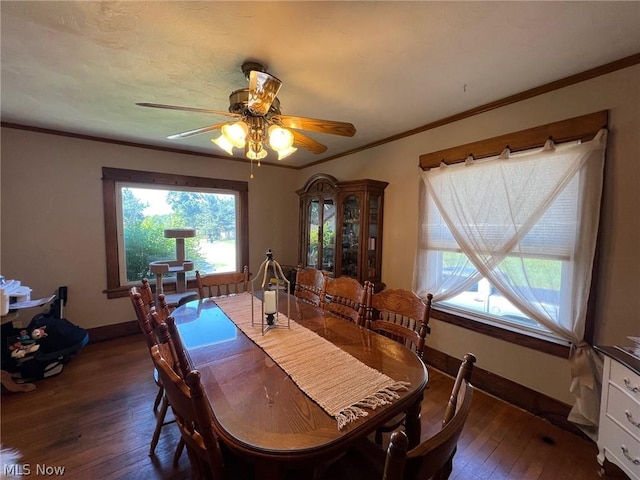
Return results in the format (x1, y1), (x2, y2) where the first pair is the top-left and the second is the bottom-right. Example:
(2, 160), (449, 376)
(596, 346), (640, 479)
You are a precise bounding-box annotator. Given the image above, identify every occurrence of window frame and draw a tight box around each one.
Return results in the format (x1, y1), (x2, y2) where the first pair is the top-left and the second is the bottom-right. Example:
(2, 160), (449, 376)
(102, 167), (249, 299)
(418, 111), (608, 358)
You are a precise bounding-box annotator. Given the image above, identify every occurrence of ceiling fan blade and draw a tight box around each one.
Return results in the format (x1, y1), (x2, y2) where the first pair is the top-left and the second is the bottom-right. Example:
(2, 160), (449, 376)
(248, 70), (282, 116)
(274, 115), (356, 137)
(136, 102), (240, 118)
(167, 122), (229, 140)
(291, 130), (328, 154)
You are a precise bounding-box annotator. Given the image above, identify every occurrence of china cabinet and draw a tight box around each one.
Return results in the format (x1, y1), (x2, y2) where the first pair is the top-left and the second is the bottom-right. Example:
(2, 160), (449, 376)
(297, 174), (388, 289)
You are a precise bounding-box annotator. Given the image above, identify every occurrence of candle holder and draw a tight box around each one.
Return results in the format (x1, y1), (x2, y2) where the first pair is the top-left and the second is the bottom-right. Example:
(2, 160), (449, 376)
(251, 249), (291, 335)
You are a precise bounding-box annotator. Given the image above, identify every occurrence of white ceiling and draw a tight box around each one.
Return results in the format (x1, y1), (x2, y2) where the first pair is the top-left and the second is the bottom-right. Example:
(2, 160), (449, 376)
(2, 1), (639, 168)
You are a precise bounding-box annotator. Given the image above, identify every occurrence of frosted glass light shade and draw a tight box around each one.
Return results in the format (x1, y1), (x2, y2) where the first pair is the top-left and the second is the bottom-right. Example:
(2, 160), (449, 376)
(246, 142), (268, 160)
(212, 135), (234, 155)
(268, 125), (294, 151)
(221, 121), (249, 148)
(277, 146), (297, 160)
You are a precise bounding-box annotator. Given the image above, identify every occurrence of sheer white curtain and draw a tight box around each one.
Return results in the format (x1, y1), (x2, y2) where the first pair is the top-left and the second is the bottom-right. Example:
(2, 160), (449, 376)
(413, 129), (608, 431)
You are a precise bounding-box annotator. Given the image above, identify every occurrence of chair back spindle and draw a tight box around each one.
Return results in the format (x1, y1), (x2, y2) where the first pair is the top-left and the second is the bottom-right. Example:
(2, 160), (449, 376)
(294, 265), (327, 306)
(366, 286), (432, 358)
(322, 276), (368, 326)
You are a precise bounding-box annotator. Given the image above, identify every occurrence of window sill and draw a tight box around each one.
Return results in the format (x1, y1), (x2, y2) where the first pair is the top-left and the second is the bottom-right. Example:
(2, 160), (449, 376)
(430, 307), (571, 358)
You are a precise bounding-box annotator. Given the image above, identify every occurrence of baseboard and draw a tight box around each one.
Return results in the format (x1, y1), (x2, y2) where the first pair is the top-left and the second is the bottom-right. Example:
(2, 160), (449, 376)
(87, 320), (139, 343)
(423, 346), (588, 439)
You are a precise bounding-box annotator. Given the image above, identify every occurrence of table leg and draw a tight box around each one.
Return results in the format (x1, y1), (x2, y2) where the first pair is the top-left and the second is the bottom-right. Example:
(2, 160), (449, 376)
(404, 392), (423, 449)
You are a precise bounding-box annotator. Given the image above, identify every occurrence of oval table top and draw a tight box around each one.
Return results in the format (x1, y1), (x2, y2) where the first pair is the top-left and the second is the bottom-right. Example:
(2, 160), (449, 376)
(172, 294), (428, 474)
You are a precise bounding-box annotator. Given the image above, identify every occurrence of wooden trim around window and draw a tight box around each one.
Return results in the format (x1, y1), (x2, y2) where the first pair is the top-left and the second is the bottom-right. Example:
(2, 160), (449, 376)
(431, 309), (570, 358)
(419, 110), (608, 169)
(102, 167), (249, 299)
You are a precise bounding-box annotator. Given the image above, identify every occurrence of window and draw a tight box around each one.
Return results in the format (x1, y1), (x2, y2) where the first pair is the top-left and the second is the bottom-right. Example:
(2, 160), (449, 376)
(103, 168), (249, 299)
(414, 111), (608, 356)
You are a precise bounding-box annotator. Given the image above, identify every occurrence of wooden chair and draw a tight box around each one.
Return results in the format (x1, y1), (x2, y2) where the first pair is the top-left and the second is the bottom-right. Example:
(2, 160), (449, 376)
(129, 288), (172, 457)
(384, 353), (476, 480)
(150, 328), (253, 480)
(366, 288), (432, 357)
(294, 265), (327, 306)
(318, 353), (476, 480)
(322, 276), (368, 325)
(195, 266), (249, 298)
(129, 288), (164, 411)
(140, 277), (156, 308)
(365, 286), (433, 444)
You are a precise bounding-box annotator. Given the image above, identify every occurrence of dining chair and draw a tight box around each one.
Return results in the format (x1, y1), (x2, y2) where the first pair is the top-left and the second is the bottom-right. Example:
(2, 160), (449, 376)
(294, 265), (327, 306)
(148, 308), (191, 379)
(317, 353), (476, 480)
(195, 266), (249, 298)
(365, 287), (432, 357)
(140, 277), (156, 308)
(149, 316), (190, 467)
(384, 353), (476, 480)
(321, 276), (368, 325)
(129, 287), (164, 412)
(365, 285), (433, 444)
(129, 288), (174, 457)
(150, 327), (254, 480)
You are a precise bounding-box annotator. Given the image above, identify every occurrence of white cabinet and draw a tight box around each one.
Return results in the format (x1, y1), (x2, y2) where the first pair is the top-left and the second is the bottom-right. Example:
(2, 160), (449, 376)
(596, 346), (640, 479)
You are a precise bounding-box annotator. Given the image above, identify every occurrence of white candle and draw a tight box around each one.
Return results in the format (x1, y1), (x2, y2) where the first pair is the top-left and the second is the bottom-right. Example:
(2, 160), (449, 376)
(264, 290), (277, 314)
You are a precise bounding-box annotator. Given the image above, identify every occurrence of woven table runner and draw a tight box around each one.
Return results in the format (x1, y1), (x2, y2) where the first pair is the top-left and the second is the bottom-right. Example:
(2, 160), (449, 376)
(212, 293), (409, 429)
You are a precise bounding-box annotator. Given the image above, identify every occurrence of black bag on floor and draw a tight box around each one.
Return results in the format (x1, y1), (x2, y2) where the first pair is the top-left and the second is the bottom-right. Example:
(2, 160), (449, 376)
(4, 286), (89, 382)
(15, 316), (89, 381)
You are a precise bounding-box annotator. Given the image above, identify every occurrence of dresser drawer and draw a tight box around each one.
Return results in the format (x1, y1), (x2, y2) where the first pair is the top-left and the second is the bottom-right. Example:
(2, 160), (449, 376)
(599, 414), (640, 480)
(606, 383), (640, 442)
(610, 359), (640, 401)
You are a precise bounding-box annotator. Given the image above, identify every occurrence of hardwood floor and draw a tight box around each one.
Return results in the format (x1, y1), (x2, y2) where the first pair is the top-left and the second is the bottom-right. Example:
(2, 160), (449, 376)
(0, 334), (628, 479)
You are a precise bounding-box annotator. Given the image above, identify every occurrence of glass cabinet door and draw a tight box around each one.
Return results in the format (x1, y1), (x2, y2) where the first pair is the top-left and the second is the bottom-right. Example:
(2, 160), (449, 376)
(367, 194), (380, 280)
(306, 200), (320, 268)
(322, 200), (336, 274)
(341, 195), (361, 277)
(305, 198), (336, 274)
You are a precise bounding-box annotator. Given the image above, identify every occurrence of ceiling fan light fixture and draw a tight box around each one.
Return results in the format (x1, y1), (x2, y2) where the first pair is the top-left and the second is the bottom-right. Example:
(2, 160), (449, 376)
(212, 134), (235, 155)
(277, 146), (297, 161)
(245, 141), (268, 161)
(268, 125), (294, 151)
(221, 121), (249, 148)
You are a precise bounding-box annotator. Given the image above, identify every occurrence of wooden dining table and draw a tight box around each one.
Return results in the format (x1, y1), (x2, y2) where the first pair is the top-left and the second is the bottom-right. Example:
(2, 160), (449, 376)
(172, 293), (428, 479)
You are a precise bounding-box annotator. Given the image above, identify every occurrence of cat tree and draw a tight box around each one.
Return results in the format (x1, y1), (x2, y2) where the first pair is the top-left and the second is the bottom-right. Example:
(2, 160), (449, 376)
(149, 228), (196, 306)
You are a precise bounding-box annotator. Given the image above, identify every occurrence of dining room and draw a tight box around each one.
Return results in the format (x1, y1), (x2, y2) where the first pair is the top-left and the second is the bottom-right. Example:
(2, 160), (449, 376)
(2, 2), (640, 478)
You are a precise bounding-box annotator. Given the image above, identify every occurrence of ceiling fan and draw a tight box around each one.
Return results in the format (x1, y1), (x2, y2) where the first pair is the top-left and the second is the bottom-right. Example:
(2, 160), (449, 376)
(136, 61), (356, 163)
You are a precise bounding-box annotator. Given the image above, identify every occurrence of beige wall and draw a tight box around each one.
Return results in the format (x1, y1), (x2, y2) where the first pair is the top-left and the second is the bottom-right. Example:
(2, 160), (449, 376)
(298, 64), (640, 404)
(1, 64), (638, 405)
(0, 131), (300, 333)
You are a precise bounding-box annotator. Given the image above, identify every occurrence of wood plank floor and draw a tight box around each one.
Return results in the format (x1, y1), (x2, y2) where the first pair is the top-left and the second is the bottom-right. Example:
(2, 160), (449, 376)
(0, 334), (628, 479)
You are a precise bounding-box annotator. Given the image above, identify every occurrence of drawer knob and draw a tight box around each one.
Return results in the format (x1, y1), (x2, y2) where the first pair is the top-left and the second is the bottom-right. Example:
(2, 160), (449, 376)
(625, 410), (640, 428)
(624, 378), (640, 394)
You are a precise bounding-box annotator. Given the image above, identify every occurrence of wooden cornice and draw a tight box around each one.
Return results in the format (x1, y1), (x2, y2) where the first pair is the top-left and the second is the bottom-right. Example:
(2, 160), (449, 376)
(419, 110), (608, 170)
